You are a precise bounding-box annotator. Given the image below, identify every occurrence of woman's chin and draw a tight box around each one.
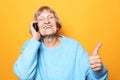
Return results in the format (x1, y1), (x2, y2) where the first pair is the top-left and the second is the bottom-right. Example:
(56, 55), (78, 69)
(42, 33), (56, 37)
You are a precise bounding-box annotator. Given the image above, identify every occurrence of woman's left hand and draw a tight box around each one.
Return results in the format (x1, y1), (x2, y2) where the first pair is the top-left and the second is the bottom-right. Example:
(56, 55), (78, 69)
(89, 42), (103, 71)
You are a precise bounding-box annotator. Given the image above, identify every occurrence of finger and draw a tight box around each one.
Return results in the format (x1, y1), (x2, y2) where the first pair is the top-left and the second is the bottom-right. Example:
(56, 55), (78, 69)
(89, 59), (101, 65)
(92, 42), (102, 55)
(90, 63), (102, 68)
(90, 55), (100, 60)
(92, 67), (102, 71)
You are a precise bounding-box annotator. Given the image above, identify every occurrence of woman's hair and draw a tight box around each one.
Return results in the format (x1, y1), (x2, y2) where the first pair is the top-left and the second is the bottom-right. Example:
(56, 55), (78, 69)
(34, 6), (62, 30)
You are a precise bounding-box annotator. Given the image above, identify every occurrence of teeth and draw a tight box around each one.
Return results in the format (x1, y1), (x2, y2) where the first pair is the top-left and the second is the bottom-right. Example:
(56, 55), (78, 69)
(46, 27), (50, 29)
(45, 25), (51, 29)
(42, 25), (52, 29)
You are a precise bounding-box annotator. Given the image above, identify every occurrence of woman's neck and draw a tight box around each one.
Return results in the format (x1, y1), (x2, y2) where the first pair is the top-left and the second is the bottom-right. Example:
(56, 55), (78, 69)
(42, 34), (61, 48)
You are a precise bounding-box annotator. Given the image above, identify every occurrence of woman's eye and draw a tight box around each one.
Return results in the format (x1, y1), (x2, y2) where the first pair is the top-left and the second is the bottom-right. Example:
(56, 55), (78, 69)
(38, 18), (43, 21)
(39, 19), (43, 21)
(49, 16), (54, 19)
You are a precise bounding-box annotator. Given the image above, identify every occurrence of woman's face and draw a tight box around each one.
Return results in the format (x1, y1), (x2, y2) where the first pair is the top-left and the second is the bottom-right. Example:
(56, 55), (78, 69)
(37, 10), (58, 36)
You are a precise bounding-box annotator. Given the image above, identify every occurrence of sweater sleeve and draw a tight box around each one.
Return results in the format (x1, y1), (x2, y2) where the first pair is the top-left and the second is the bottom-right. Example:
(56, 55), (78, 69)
(87, 64), (108, 80)
(14, 38), (41, 80)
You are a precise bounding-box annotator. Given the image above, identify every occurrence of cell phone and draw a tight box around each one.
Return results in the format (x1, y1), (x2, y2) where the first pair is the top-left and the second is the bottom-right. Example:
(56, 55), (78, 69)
(33, 23), (39, 32)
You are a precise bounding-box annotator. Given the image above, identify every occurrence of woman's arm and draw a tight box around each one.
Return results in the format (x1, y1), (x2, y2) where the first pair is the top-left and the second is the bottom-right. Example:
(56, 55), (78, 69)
(14, 38), (41, 80)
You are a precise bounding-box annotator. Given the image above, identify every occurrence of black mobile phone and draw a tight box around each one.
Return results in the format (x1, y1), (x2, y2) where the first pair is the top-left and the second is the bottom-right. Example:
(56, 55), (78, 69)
(33, 23), (39, 32)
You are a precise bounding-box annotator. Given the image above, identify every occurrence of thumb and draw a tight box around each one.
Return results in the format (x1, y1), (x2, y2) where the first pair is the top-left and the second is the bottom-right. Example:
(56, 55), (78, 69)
(92, 42), (102, 56)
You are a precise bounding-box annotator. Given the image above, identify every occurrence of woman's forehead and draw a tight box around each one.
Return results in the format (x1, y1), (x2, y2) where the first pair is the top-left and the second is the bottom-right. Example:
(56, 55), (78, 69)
(39, 10), (54, 17)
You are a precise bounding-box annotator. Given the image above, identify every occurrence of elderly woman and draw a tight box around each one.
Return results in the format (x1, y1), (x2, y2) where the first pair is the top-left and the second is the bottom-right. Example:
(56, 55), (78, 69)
(14, 6), (108, 80)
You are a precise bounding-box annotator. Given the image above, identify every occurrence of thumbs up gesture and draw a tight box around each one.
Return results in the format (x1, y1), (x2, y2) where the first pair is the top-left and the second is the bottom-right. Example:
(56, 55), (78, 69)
(89, 42), (103, 71)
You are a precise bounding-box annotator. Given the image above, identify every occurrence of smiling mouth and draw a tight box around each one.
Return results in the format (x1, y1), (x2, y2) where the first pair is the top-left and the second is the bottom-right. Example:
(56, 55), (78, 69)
(43, 25), (52, 29)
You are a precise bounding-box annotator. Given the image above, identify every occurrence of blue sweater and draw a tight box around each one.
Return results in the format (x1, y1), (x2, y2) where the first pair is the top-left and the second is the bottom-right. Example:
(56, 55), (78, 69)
(14, 35), (108, 80)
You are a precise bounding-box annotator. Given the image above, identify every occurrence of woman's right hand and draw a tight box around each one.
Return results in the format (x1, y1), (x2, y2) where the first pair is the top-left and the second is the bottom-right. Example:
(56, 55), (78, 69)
(30, 21), (41, 41)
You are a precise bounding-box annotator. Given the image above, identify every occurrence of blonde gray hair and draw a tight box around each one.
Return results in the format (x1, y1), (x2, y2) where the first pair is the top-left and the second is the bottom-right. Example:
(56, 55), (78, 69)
(34, 6), (62, 30)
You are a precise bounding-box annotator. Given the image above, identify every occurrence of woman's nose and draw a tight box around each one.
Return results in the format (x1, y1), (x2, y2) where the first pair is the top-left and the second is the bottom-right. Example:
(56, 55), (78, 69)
(44, 18), (50, 24)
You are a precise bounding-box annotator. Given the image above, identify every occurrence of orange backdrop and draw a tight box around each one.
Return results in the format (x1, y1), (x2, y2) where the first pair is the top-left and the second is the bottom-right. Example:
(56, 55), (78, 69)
(0, 0), (120, 79)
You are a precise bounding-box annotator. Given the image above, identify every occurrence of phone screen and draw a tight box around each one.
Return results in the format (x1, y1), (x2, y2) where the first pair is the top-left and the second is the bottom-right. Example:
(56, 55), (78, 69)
(33, 23), (39, 32)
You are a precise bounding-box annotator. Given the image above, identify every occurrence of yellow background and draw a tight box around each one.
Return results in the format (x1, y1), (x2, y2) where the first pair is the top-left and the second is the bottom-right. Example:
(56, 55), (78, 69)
(0, 0), (120, 79)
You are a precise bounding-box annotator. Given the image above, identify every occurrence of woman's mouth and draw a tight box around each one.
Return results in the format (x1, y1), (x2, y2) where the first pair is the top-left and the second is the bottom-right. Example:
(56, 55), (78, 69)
(43, 25), (52, 29)
(45, 26), (51, 29)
